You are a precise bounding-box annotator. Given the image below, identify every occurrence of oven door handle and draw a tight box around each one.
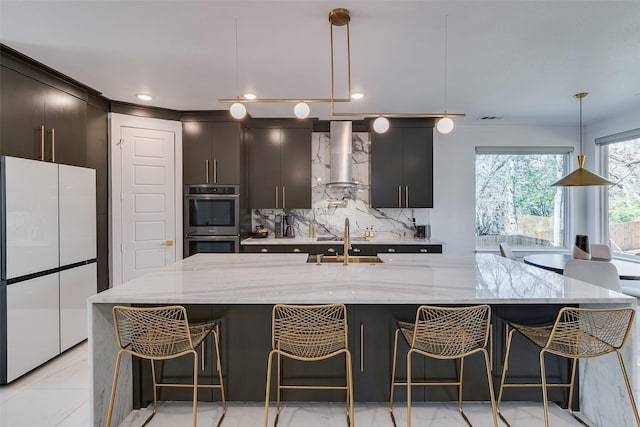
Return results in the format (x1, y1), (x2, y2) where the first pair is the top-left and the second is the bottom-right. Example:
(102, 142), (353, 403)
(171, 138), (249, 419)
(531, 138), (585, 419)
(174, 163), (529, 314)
(185, 194), (239, 200)
(185, 234), (240, 240)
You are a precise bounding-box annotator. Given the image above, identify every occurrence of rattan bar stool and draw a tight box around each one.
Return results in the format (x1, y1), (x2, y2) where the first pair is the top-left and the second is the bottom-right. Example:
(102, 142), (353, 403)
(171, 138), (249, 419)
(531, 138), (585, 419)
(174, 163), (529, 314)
(264, 303), (354, 427)
(389, 304), (498, 427)
(106, 305), (226, 427)
(497, 307), (639, 426)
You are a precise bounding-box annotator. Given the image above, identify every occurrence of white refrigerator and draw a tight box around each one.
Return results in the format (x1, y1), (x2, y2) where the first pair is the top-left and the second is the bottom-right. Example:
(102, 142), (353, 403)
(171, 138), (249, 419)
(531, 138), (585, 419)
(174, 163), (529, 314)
(0, 156), (97, 384)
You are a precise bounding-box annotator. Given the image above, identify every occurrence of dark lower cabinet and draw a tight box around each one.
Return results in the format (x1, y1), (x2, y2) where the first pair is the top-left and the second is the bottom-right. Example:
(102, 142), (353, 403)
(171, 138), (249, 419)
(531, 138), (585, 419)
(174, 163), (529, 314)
(242, 243), (443, 255)
(131, 304), (575, 408)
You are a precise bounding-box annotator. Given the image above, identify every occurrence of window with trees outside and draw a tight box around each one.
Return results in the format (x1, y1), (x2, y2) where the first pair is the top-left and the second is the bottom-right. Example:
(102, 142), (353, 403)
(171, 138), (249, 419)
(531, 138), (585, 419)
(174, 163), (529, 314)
(475, 147), (570, 250)
(597, 130), (640, 258)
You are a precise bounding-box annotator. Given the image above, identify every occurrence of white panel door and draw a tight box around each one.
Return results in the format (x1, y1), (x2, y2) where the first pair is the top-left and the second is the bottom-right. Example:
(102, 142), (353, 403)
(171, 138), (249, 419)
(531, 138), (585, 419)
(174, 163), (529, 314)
(59, 263), (97, 351)
(120, 127), (176, 283)
(59, 164), (97, 266)
(3, 157), (59, 279)
(6, 273), (60, 382)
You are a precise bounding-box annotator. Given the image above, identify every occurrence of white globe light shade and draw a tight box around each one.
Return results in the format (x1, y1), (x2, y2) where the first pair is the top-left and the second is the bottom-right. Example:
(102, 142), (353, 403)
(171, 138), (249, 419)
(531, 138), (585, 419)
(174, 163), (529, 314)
(230, 102), (247, 119)
(294, 102), (310, 119)
(436, 117), (454, 134)
(372, 117), (390, 134)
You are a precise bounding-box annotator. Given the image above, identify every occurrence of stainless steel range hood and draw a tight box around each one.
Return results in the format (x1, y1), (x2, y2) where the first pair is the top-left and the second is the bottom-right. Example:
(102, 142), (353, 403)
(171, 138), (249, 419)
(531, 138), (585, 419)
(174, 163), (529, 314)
(326, 121), (360, 191)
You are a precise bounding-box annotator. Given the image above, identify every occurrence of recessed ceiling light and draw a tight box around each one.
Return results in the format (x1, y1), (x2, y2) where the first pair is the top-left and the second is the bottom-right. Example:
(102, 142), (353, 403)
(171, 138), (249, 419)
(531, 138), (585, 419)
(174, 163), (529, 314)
(243, 93), (257, 100)
(351, 92), (364, 100)
(136, 93), (153, 101)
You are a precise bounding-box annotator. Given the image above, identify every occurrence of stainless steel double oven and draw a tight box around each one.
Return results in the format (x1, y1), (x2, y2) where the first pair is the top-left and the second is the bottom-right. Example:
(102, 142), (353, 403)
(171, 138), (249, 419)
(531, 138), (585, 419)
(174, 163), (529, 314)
(183, 184), (240, 256)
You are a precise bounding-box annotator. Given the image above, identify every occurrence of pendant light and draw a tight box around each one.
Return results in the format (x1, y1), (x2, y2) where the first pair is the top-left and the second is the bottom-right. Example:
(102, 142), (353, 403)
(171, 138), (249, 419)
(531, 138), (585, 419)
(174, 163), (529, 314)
(436, 15), (455, 135)
(228, 20), (247, 119)
(551, 93), (614, 186)
(221, 8), (465, 124)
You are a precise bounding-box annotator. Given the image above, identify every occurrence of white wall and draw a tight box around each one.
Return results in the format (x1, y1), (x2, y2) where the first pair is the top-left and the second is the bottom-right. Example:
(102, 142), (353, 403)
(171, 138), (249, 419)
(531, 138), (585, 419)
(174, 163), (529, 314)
(430, 122), (579, 255)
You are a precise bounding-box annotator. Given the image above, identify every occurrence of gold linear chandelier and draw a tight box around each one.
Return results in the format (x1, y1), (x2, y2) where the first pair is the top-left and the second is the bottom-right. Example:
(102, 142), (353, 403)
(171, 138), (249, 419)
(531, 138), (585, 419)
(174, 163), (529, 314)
(218, 8), (465, 133)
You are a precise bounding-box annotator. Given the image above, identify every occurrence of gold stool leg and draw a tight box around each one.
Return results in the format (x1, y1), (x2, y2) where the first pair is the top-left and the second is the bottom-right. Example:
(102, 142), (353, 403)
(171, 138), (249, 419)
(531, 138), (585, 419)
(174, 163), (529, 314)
(389, 329), (400, 415)
(567, 357), (578, 417)
(497, 328), (515, 414)
(407, 350), (413, 427)
(106, 350), (124, 427)
(192, 350), (199, 427)
(213, 327), (227, 414)
(540, 350), (550, 427)
(458, 356), (465, 414)
(276, 352), (282, 417)
(346, 350), (355, 427)
(616, 350), (640, 426)
(264, 350), (275, 427)
(482, 348), (499, 427)
(140, 359), (159, 427)
(150, 359), (158, 416)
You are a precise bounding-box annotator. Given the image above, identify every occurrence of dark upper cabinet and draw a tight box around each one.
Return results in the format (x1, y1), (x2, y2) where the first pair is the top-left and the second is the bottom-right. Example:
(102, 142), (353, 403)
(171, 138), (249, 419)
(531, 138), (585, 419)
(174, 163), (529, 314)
(0, 66), (87, 166)
(280, 128), (311, 209)
(182, 121), (242, 185)
(249, 126), (311, 209)
(1, 67), (46, 159)
(371, 125), (433, 208)
(44, 86), (87, 166)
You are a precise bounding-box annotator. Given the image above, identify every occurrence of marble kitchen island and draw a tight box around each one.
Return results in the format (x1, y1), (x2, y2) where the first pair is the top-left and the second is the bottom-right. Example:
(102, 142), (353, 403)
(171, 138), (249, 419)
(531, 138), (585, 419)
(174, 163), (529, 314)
(89, 253), (637, 426)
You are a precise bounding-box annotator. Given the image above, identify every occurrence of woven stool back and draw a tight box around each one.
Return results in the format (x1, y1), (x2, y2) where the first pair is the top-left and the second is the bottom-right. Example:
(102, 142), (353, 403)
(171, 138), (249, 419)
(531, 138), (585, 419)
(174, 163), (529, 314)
(272, 304), (348, 359)
(411, 305), (490, 357)
(546, 307), (635, 358)
(113, 305), (193, 359)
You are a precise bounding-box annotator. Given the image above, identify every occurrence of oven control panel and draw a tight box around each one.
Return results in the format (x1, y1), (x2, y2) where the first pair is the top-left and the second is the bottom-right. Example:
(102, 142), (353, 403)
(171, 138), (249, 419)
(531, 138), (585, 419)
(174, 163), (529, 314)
(186, 184), (239, 195)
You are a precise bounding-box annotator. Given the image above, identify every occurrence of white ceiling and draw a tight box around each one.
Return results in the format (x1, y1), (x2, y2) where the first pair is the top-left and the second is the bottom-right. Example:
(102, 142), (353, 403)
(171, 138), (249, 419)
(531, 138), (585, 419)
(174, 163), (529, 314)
(1, 1), (639, 125)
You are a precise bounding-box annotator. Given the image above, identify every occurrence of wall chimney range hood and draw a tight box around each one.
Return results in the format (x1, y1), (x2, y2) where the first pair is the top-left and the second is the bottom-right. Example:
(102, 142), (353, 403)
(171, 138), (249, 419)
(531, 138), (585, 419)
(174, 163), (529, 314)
(326, 121), (361, 196)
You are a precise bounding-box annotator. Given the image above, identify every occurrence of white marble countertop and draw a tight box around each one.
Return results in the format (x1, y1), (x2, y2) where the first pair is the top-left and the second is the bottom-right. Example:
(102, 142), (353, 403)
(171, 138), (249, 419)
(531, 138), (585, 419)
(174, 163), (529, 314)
(90, 253), (634, 305)
(241, 237), (446, 245)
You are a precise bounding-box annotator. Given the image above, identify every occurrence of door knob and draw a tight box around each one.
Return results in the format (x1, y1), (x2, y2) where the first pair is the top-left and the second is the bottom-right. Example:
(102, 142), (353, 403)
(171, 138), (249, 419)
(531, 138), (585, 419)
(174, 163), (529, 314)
(161, 240), (174, 246)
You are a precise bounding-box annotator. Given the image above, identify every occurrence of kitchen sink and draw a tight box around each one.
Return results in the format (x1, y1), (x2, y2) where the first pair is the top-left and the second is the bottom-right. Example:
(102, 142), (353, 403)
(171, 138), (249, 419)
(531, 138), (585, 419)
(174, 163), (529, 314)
(307, 255), (383, 264)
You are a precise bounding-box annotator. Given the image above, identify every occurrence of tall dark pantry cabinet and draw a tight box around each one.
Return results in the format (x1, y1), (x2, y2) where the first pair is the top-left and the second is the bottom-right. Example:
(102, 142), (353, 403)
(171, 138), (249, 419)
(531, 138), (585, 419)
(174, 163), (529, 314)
(0, 44), (109, 294)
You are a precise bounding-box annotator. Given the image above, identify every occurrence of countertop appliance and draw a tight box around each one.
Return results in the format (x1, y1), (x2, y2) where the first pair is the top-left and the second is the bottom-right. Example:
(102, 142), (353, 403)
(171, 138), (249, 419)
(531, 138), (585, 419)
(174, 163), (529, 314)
(283, 214), (295, 238)
(1, 156), (97, 384)
(183, 184), (240, 256)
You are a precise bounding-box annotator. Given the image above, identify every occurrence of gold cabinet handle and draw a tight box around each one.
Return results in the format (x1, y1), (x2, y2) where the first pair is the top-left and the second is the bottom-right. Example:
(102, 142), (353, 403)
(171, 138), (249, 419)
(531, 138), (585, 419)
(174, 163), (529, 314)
(51, 128), (55, 162)
(40, 125), (45, 160)
(160, 240), (174, 246)
(398, 185), (402, 208)
(360, 322), (364, 372)
(353, 248), (361, 253)
(275, 186), (279, 209)
(405, 186), (409, 208)
(282, 186), (286, 209)
(293, 248), (301, 253)
(420, 248), (428, 253)
(327, 248), (336, 253)
(261, 248), (269, 253)
(205, 160), (210, 183)
(213, 159), (218, 183)
(387, 248), (396, 253)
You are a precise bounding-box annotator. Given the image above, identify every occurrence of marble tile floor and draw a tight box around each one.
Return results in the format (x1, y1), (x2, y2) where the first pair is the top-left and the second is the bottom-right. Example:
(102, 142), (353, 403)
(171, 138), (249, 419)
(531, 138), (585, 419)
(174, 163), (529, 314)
(1, 339), (619, 427)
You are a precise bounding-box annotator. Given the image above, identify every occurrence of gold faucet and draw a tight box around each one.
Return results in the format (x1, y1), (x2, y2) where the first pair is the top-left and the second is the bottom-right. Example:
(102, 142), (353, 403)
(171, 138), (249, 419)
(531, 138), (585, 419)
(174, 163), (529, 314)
(343, 217), (351, 265)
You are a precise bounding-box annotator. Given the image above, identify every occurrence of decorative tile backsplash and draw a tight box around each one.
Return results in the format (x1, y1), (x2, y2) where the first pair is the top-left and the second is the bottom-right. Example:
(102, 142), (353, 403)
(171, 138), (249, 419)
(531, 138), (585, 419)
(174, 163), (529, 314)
(252, 132), (431, 240)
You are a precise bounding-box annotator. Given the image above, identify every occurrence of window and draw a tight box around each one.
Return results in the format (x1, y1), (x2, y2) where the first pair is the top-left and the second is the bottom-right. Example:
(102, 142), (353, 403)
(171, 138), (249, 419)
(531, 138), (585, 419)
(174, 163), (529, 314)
(597, 129), (640, 258)
(475, 147), (570, 250)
